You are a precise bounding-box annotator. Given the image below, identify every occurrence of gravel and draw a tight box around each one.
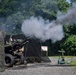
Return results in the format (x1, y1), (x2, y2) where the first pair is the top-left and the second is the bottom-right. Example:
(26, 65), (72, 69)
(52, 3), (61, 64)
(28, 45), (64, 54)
(0, 63), (76, 75)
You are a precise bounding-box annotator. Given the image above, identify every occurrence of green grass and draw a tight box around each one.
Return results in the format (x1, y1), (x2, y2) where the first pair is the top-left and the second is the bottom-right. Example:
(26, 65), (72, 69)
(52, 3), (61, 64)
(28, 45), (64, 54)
(70, 60), (76, 66)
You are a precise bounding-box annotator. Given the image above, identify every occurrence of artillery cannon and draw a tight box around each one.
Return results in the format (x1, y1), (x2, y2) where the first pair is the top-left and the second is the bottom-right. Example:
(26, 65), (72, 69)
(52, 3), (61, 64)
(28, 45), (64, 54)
(5, 39), (29, 67)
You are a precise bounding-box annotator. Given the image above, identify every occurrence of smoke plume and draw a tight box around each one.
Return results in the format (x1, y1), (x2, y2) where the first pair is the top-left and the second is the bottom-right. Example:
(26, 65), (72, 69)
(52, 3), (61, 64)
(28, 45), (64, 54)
(21, 4), (76, 42)
(57, 4), (76, 25)
(21, 17), (64, 42)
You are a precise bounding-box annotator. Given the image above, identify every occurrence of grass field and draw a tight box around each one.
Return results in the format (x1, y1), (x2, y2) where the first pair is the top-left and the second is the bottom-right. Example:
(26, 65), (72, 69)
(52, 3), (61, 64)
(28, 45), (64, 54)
(70, 60), (76, 66)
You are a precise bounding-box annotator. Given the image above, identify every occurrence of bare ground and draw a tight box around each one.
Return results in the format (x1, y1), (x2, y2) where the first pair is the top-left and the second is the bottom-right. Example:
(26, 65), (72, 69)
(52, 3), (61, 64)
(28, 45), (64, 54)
(0, 63), (76, 75)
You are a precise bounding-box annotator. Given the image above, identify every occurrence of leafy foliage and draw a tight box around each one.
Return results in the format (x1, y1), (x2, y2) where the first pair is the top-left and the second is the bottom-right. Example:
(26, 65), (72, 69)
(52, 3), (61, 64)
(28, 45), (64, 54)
(61, 35), (76, 55)
(0, 0), (18, 17)
(60, 24), (76, 56)
(57, 0), (70, 12)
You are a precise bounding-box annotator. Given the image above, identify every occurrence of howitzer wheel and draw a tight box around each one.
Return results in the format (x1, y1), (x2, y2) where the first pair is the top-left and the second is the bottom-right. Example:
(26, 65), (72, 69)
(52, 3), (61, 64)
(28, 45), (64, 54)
(5, 54), (14, 67)
(20, 54), (24, 64)
(16, 53), (24, 64)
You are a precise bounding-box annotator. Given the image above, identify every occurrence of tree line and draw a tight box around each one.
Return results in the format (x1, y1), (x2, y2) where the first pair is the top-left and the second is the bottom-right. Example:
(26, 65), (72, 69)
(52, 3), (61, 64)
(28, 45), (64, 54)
(0, 0), (76, 56)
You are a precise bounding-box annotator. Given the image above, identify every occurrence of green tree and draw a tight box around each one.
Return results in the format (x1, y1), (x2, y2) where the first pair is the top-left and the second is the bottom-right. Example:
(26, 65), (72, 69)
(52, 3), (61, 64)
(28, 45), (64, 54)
(61, 35), (76, 55)
(60, 24), (76, 56)
(35, 0), (58, 20)
(57, 0), (70, 12)
(0, 0), (18, 17)
(0, 0), (70, 35)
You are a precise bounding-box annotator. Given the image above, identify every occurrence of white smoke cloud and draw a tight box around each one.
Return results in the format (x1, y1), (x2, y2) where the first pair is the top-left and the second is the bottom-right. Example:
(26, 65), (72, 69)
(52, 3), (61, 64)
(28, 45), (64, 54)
(21, 4), (76, 42)
(21, 17), (45, 39)
(21, 17), (64, 42)
(44, 24), (64, 42)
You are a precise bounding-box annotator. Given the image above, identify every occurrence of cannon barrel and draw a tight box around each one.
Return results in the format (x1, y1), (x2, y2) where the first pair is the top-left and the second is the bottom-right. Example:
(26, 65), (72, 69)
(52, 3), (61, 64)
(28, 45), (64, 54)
(5, 39), (29, 52)
(12, 39), (29, 50)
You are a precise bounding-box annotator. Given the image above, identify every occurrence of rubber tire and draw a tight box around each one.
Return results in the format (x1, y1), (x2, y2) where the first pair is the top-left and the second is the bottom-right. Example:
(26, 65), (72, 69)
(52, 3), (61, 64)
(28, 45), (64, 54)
(5, 54), (14, 67)
(16, 53), (24, 64)
(20, 54), (24, 64)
